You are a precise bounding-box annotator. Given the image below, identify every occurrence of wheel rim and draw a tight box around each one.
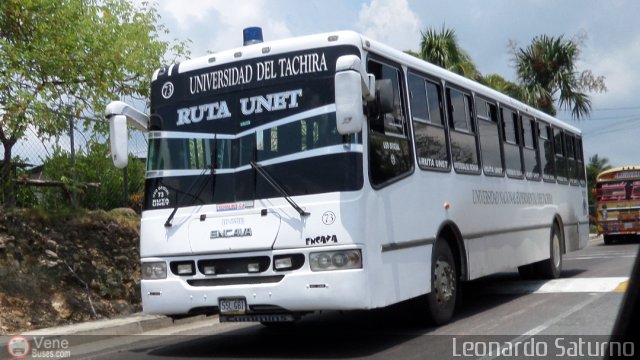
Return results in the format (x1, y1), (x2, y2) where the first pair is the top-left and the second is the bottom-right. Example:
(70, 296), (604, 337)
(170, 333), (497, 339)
(552, 232), (561, 270)
(434, 257), (455, 305)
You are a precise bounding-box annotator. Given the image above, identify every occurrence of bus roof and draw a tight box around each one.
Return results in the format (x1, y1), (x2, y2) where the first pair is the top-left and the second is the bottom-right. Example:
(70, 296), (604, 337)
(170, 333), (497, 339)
(596, 166), (640, 182)
(153, 30), (364, 80)
(155, 30), (581, 135)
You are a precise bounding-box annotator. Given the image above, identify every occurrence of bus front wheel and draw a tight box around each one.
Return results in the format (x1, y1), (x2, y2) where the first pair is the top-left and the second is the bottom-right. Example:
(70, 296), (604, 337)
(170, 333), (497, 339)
(425, 239), (458, 325)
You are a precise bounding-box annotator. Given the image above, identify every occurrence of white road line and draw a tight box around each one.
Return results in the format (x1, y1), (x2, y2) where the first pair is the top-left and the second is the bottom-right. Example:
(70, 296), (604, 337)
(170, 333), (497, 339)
(481, 277), (628, 294)
(479, 295), (601, 360)
(566, 255), (637, 260)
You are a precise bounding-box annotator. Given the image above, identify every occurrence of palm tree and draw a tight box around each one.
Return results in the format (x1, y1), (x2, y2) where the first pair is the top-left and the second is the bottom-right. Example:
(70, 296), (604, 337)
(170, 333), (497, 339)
(479, 73), (526, 102)
(418, 26), (481, 80)
(514, 35), (606, 120)
(586, 154), (612, 218)
(587, 154), (612, 186)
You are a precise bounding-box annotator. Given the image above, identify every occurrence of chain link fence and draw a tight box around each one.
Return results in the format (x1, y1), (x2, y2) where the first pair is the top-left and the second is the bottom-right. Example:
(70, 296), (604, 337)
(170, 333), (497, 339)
(1, 123), (147, 211)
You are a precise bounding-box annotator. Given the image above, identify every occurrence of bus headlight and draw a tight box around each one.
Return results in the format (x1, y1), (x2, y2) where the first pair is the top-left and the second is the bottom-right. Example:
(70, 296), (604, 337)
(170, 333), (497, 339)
(309, 250), (362, 272)
(142, 262), (167, 280)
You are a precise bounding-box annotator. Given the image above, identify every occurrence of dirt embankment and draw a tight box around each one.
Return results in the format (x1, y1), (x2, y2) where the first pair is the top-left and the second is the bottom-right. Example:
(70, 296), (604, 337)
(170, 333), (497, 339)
(0, 208), (141, 335)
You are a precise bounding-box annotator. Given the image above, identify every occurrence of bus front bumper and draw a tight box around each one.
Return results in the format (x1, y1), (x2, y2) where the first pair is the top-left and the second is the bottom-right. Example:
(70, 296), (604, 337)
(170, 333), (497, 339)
(140, 269), (369, 316)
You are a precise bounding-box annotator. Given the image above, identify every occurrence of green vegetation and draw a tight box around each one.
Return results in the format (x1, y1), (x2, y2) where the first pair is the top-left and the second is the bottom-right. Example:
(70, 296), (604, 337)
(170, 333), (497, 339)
(0, 0), (189, 208)
(514, 34), (607, 119)
(16, 140), (145, 210)
(586, 154), (613, 220)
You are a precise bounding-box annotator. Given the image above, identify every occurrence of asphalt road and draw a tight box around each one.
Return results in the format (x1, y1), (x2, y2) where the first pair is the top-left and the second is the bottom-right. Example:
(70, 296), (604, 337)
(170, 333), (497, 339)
(71, 235), (639, 360)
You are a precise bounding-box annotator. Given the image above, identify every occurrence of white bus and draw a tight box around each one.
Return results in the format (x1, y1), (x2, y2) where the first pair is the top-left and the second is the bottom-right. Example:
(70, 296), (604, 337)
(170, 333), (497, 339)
(107, 28), (589, 325)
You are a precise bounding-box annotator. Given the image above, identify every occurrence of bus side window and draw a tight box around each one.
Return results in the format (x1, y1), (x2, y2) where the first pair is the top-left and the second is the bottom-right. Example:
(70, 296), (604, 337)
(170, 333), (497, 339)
(500, 106), (523, 178)
(539, 122), (555, 182)
(576, 137), (586, 186)
(368, 61), (408, 137)
(476, 97), (503, 176)
(566, 134), (578, 186)
(367, 59), (413, 187)
(447, 87), (480, 174)
(554, 128), (568, 184)
(408, 72), (450, 171)
(522, 115), (541, 181)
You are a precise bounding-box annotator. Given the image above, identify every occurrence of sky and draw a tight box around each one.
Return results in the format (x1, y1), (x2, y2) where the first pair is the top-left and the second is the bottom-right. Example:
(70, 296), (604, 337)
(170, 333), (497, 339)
(153, 0), (640, 167)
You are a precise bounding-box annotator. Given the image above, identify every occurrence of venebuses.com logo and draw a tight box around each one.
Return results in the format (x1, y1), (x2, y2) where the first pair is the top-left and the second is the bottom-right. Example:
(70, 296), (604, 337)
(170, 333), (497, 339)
(6, 335), (72, 359)
(6, 336), (30, 358)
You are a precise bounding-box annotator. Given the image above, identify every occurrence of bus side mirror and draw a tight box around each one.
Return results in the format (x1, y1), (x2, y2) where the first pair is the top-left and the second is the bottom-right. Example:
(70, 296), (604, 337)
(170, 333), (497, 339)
(335, 55), (374, 135)
(335, 69), (365, 135)
(109, 115), (129, 169)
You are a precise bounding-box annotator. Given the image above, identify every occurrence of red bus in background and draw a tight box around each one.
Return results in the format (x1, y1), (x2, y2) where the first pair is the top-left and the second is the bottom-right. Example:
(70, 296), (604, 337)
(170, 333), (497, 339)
(595, 166), (640, 244)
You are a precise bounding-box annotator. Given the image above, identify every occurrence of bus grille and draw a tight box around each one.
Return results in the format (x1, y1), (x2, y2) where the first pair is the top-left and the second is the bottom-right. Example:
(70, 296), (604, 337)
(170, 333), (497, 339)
(187, 275), (284, 287)
(196, 256), (271, 275)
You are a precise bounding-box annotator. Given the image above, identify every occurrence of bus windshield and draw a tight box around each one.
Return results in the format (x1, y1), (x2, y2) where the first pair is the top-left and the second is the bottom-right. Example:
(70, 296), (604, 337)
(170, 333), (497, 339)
(147, 107), (351, 172)
(143, 46), (364, 210)
(145, 111), (362, 210)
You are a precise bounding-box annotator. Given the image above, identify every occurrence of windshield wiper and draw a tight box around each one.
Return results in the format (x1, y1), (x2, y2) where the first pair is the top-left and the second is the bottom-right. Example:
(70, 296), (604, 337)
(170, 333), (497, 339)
(163, 174), (206, 228)
(250, 161), (310, 217)
(164, 137), (218, 227)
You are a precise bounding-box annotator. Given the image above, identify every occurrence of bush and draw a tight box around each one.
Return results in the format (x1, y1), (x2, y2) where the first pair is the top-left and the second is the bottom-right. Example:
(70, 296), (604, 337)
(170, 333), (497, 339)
(38, 140), (145, 210)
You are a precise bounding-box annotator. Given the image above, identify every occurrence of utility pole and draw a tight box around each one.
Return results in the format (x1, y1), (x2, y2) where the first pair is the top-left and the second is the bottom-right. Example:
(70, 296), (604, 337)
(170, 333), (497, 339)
(69, 116), (77, 208)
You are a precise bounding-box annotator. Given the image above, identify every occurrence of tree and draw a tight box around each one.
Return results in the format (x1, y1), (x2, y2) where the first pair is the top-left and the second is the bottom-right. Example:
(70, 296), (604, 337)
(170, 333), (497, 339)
(40, 140), (145, 210)
(586, 154), (612, 218)
(513, 34), (606, 120)
(418, 25), (481, 80)
(413, 26), (528, 100)
(587, 154), (612, 183)
(0, 0), (189, 208)
(479, 73), (526, 102)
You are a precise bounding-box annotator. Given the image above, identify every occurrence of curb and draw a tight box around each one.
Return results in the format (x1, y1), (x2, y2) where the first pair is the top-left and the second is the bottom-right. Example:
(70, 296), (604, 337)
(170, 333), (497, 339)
(21, 314), (172, 337)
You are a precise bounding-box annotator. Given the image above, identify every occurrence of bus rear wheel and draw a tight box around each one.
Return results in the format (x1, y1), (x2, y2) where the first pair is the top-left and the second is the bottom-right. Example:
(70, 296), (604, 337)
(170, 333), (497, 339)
(425, 240), (458, 325)
(534, 223), (563, 279)
(518, 223), (563, 279)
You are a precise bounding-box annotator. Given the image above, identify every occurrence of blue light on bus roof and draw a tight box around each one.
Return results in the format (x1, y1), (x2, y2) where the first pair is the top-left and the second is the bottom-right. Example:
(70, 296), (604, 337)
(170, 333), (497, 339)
(243, 27), (264, 46)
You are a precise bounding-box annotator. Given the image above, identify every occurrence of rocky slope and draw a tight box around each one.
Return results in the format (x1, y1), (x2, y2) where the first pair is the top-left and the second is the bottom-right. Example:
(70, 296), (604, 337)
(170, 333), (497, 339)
(0, 208), (141, 335)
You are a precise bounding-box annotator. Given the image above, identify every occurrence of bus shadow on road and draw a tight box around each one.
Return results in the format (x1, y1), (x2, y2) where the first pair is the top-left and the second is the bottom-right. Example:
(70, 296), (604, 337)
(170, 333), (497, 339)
(143, 273), (596, 359)
(146, 306), (436, 358)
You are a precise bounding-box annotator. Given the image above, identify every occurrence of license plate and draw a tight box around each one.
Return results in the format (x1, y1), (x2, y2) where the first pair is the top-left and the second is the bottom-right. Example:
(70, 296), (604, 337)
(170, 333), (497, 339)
(219, 298), (246, 315)
(624, 222), (634, 229)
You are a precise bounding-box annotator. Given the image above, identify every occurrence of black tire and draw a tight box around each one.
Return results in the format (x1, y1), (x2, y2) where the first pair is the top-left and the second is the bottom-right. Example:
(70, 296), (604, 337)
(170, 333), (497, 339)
(260, 321), (295, 329)
(603, 235), (615, 245)
(517, 263), (537, 279)
(425, 240), (458, 325)
(534, 223), (563, 279)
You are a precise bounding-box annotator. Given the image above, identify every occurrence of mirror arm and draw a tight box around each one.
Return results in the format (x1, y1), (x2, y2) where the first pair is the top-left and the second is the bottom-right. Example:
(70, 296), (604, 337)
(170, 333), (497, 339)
(105, 101), (149, 131)
(105, 101), (149, 169)
(335, 55), (375, 100)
